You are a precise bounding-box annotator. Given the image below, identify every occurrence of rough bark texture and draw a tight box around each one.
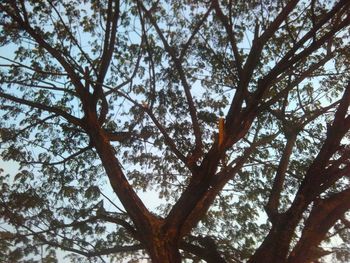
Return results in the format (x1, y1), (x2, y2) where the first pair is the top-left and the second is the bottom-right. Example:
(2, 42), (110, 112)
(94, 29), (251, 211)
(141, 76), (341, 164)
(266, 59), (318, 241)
(147, 238), (181, 263)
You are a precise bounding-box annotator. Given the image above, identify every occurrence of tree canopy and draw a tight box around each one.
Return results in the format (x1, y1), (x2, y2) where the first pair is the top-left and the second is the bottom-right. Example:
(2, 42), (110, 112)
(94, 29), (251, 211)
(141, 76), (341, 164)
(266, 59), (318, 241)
(1, 0), (350, 262)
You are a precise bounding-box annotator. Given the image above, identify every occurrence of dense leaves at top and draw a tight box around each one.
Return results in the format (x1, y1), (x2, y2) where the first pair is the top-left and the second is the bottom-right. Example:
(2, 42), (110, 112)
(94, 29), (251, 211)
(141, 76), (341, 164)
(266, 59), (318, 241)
(0, 0), (350, 262)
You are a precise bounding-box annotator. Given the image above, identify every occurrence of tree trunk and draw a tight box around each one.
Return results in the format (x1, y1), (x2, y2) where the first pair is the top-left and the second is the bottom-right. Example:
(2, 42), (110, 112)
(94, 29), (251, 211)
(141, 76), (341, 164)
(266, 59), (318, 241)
(249, 195), (309, 263)
(146, 238), (181, 263)
(248, 229), (292, 263)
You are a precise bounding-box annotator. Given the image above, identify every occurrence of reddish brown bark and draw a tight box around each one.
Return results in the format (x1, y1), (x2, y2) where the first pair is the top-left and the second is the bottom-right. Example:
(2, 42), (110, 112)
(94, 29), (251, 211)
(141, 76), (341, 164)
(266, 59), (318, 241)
(147, 237), (181, 263)
(248, 196), (309, 263)
(288, 189), (350, 263)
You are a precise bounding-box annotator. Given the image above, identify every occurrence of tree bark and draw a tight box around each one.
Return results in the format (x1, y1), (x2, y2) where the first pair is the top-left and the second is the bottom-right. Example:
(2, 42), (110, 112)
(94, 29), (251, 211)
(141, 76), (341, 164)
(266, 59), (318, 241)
(85, 116), (183, 262)
(248, 226), (294, 263)
(146, 238), (181, 263)
(248, 195), (308, 263)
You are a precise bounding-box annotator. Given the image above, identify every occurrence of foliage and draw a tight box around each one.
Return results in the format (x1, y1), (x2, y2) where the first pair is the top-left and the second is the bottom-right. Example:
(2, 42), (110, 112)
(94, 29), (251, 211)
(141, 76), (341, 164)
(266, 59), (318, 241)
(0, 0), (350, 262)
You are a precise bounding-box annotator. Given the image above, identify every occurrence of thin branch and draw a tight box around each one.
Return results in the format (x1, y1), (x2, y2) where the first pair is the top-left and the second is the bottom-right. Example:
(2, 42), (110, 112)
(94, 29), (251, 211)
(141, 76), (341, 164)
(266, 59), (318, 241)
(318, 164), (350, 196)
(0, 92), (82, 127)
(1, 79), (75, 95)
(142, 105), (188, 164)
(179, 4), (213, 60)
(212, 0), (243, 79)
(28, 145), (92, 166)
(181, 236), (227, 263)
(139, 1), (203, 158)
(104, 40), (143, 97)
(0, 56), (68, 76)
(98, 190), (126, 214)
(39, 235), (143, 258)
(0, 114), (58, 143)
(0, 3), (86, 97)
(97, 211), (139, 239)
(259, 51), (334, 110)
(46, 0), (96, 73)
(105, 131), (134, 142)
(137, 5), (157, 109)
(105, 88), (188, 164)
(259, 1), (350, 97)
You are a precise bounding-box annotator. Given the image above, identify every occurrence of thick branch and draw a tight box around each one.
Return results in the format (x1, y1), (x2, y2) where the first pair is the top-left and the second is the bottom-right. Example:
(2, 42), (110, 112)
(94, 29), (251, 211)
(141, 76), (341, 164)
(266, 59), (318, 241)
(265, 133), (297, 222)
(259, 1), (350, 99)
(97, 0), (120, 84)
(164, 131), (277, 238)
(249, 84), (350, 263)
(288, 188), (350, 263)
(85, 120), (158, 246)
(90, 1), (120, 125)
(181, 236), (227, 263)
(304, 83), (350, 189)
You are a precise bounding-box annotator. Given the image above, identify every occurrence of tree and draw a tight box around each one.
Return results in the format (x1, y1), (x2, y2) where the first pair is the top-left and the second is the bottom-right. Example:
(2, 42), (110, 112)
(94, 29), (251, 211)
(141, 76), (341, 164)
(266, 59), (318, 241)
(0, 0), (350, 262)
